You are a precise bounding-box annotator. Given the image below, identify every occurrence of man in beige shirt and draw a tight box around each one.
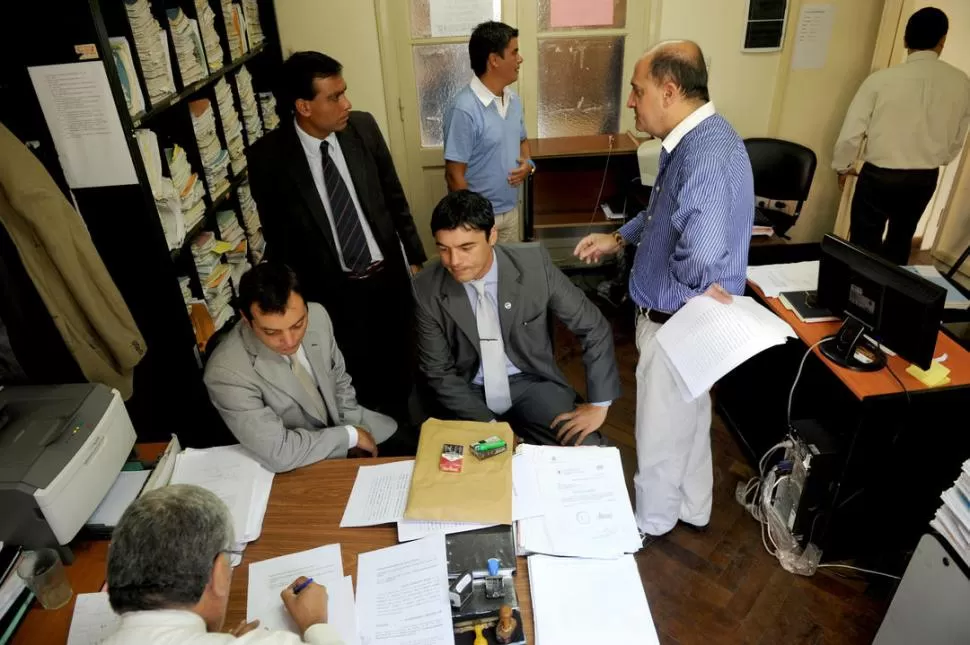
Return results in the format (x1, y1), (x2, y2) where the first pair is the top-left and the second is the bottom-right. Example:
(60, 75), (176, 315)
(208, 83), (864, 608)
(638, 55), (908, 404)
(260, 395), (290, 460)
(833, 7), (970, 264)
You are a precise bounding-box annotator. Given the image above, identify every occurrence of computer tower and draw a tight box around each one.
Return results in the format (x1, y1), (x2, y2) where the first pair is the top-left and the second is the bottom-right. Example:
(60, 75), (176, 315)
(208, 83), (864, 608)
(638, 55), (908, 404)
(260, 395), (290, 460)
(781, 419), (843, 549)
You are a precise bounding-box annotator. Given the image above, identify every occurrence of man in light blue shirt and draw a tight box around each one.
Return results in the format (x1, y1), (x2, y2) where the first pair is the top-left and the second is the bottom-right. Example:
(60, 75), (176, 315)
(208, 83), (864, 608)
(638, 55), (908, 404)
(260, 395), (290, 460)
(443, 21), (533, 243)
(414, 191), (620, 447)
(575, 41), (754, 538)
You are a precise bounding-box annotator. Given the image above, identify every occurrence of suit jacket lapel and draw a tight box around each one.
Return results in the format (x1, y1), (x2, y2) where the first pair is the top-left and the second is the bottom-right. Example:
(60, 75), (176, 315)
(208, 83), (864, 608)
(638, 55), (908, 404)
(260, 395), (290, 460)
(242, 323), (328, 424)
(439, 272), (480, 348)
(495, 247), (522, 350)
(301, 325), (340, 424)
(282, 125), (340, 261)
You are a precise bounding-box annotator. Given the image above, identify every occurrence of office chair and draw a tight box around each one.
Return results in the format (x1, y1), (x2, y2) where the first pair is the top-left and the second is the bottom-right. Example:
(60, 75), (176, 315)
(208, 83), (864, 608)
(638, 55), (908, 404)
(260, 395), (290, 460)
(745, 138), (817, 239)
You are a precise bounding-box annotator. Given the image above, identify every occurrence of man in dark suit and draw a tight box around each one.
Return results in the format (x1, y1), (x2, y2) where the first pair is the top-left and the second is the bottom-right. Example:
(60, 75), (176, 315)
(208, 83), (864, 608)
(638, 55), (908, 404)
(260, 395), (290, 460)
(414, 190), (620, 446)
(247, 51), (427, 424)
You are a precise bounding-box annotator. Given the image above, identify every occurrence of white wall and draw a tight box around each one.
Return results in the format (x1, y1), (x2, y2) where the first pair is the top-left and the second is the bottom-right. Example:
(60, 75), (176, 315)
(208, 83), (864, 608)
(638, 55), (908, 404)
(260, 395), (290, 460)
(657, 0), (783, 138)
(769, 0), (885, 243)
(273, 0), (391, 140)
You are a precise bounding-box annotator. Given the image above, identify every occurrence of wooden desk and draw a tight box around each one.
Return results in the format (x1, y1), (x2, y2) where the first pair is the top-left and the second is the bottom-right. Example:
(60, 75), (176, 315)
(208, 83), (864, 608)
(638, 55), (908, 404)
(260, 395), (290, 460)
(752, 282), (970, 399)
(12, 457), (534, 645)
(715, 285), (970, 569)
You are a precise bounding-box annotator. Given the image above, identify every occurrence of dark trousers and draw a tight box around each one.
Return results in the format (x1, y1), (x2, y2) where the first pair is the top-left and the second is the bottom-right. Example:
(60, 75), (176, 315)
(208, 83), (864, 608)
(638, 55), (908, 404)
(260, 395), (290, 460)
(328, 263), (416, 426)
(474, 373), (605, 446)
(849, 163), (939, 265)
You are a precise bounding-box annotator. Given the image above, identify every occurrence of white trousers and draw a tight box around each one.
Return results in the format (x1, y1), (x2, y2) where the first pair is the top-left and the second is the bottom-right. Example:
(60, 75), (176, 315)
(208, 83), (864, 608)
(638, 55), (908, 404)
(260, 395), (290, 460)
(633, 315), (713, 536)
(494, 206), (521, 243)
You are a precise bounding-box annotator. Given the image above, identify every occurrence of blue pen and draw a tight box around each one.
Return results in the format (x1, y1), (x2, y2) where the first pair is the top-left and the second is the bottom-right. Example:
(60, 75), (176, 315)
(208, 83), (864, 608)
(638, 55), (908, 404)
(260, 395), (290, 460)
(293, 578), (314, 594)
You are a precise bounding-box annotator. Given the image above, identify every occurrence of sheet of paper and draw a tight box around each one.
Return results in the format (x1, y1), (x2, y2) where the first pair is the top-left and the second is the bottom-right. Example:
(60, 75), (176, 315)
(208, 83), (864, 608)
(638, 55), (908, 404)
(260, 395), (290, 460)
(550, 0), (614, 28)
(396, 519), (496, 542)
(142, 434), (181, 492)
(247, 544), (345, 633)
(356, 533), (454, 645)
(656, 296), (796, 401)
(340, 460), (414, 527)
(529, 554), (659, 645)
(791, 4), (836, 70)
(67, 592), (121, 645)
(533, 447), (641, 558)
(746, 261), (819, 297)
(429, 0), (495, 37)
(87, 470), (150, 526)
(512, 450), (543, 521)
(27, 62), (138, 188)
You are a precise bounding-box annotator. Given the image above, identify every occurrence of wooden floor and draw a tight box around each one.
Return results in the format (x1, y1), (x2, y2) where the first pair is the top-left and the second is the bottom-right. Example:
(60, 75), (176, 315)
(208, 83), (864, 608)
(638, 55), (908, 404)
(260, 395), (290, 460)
(553, 309), (893, 645)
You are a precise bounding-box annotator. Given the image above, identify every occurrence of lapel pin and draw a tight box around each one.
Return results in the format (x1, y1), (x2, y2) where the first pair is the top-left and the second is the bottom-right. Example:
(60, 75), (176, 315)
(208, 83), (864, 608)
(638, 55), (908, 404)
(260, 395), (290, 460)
(504, 302), (511, 310)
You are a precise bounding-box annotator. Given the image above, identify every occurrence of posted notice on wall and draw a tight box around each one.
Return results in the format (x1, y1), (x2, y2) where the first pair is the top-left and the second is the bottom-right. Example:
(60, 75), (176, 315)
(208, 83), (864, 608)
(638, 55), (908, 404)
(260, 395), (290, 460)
(791, 4), (836, 70)
(28, 62), (137, 188)
(430, 0), (495, 37)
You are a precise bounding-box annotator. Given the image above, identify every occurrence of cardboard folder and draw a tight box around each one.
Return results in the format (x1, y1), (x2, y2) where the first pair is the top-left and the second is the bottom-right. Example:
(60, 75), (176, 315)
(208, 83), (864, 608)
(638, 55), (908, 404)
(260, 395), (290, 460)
(403, 418), (513, 525)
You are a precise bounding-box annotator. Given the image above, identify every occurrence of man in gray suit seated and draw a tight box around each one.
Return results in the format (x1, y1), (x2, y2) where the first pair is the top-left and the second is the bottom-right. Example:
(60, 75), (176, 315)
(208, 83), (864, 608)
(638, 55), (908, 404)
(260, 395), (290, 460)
(414, 190), (620, 446)
(204, 263), (400, 472)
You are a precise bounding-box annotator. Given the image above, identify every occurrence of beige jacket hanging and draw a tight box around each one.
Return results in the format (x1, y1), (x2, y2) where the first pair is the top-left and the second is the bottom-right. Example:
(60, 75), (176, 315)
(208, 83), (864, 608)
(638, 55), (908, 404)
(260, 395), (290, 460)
(0, 122), (145, 398)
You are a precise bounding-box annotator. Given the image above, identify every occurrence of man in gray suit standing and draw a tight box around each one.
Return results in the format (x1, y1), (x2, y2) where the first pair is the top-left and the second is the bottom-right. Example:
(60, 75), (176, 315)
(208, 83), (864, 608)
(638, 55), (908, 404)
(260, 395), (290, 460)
(204, 263), (400, 472)
(414, 190), (620, 446)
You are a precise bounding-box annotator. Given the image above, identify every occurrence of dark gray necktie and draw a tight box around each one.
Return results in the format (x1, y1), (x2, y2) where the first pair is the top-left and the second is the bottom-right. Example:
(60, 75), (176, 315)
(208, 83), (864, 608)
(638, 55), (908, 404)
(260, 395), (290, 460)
(321, 141), (372, 273)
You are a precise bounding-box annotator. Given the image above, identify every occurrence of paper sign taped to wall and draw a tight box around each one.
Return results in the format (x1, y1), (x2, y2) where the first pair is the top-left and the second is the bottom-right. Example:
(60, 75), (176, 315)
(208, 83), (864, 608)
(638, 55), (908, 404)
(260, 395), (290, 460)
(430, 0), (495, 37)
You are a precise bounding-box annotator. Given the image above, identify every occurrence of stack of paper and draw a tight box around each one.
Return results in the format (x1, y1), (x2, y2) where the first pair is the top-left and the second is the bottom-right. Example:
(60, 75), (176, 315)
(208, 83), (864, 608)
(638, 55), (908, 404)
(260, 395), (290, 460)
(656, 295), (797, 402)
(238, 181), (265, 260)
(217, 209), (245, 245)
(242, 0), (265, 48)
(135, 129), (185, 250)
(192, 232), (234, 329)
(109, 37), (146, 116)
(167, 8), (207, 86)
(170, 445), (274, 564)
(930, 459), (970, 567)
(195, 0), (224, 72)
(165, 144), (207, 230)
(124, 0), (176, 104)
(234, 66), (263, 144)
(516, 445), (642, 559)
(258, 91), (280, 130)
(221, 0), (246, 59)
(67, 592), (121, 645)
(214, 79), (246, 174)
(529, 554), (659, 645)
(746, 261), (820, 298)
(87, 470), (152, 528)
(247, 545), (359, 644)
(905, 265), (970, 310)
(178, 276), (205, 317)
(189, 98), (230, 198)
(0, 546), (31, 642)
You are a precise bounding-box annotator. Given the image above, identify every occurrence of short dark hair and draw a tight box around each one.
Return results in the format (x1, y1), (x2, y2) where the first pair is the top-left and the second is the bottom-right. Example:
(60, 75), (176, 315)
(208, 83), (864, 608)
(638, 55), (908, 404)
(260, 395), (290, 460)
(278, 51), (343, 113)
(648, 47), (710, 103)
(469, 22), (519, 77)
(237, 263), (303, 320)
(905, 7), (948, 50)
(431, 190), (494, 238)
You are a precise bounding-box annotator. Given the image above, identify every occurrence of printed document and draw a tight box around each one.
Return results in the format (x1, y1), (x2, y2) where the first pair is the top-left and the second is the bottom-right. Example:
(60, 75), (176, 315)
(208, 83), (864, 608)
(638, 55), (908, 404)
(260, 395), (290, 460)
(340, 460), (414, 527)
(67, 592), (121, 645)
(356, 533), (454, 645)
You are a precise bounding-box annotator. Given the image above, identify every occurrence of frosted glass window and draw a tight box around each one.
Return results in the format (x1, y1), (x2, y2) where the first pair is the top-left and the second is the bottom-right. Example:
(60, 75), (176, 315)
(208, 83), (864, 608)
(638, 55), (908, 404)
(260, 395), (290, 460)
(538, 0), (627, 31)
(537, 37), (625, 138)
(409, 0), (502, 38)
(413, 44), (472, 147)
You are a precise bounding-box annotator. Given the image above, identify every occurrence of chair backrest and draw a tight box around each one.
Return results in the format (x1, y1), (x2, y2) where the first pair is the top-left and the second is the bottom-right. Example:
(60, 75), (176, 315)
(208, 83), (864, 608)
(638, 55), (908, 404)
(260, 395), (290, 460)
(744, 138), (818, 209)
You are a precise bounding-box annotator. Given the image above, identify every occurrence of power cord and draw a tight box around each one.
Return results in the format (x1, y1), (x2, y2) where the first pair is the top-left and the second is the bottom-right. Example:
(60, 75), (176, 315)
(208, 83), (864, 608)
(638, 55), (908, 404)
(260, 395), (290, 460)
(585, 134), (615, 236)
(817, 563), (901, 580)
(787, 338), (826, 429)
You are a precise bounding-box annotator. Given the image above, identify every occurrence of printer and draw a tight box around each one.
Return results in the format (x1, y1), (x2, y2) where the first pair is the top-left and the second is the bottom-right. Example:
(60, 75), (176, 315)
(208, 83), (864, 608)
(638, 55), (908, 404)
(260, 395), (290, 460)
(0, 384), (135, 559)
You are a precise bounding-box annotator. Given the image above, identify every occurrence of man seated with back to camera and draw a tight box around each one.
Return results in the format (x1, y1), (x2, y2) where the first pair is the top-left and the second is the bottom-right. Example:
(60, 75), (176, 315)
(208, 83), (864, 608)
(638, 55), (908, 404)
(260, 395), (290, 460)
(204, 263), (414, 473)
(413, 190), (621, 446)
(101, 484), (342, 644)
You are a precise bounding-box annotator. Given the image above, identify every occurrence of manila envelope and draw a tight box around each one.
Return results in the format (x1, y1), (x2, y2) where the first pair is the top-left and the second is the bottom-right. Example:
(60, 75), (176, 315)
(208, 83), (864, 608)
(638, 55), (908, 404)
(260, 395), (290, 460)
(403, 418), (513, 525)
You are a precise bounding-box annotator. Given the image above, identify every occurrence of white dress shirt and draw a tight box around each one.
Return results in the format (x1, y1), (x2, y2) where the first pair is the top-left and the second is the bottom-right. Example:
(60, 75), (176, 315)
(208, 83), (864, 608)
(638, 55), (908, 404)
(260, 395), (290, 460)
(461, 251), (610, 407)
(100, 609), (344, 645)
(283, 344), (358, 449)
(293, 121), (383, 270)
(662, 102), (716, 153)
(833, 51), (970, 171)
(470, 75), (513, 119)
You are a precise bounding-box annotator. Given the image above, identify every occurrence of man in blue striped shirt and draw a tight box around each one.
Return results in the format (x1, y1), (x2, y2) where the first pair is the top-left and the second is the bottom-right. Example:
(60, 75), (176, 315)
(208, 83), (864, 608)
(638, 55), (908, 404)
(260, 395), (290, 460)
(575, 41), (754, 538)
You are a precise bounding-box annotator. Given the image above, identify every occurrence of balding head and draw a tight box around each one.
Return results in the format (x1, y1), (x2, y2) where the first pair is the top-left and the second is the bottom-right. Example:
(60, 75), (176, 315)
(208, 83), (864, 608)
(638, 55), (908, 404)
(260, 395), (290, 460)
(627, 40), (710, 138)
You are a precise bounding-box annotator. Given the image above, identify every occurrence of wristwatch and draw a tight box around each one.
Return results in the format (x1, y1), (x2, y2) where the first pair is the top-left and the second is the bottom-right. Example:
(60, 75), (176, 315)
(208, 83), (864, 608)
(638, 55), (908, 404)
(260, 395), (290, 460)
(526, 159), (536, 175)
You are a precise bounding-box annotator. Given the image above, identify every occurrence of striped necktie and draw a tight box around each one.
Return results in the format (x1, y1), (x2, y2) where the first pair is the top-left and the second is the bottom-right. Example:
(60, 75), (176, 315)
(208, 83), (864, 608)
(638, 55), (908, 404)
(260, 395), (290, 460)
(321, 141), (372, 273)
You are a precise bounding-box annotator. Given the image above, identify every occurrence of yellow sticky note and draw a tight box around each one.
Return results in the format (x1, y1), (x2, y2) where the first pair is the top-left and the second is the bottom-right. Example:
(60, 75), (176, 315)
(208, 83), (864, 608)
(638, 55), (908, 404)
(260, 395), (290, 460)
(906, 361), (951, 387)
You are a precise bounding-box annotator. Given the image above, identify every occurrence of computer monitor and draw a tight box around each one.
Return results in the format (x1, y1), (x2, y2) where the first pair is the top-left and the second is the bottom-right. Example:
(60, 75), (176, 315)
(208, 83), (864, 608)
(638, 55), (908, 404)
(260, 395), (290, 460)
(816, 234), (945, 371)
